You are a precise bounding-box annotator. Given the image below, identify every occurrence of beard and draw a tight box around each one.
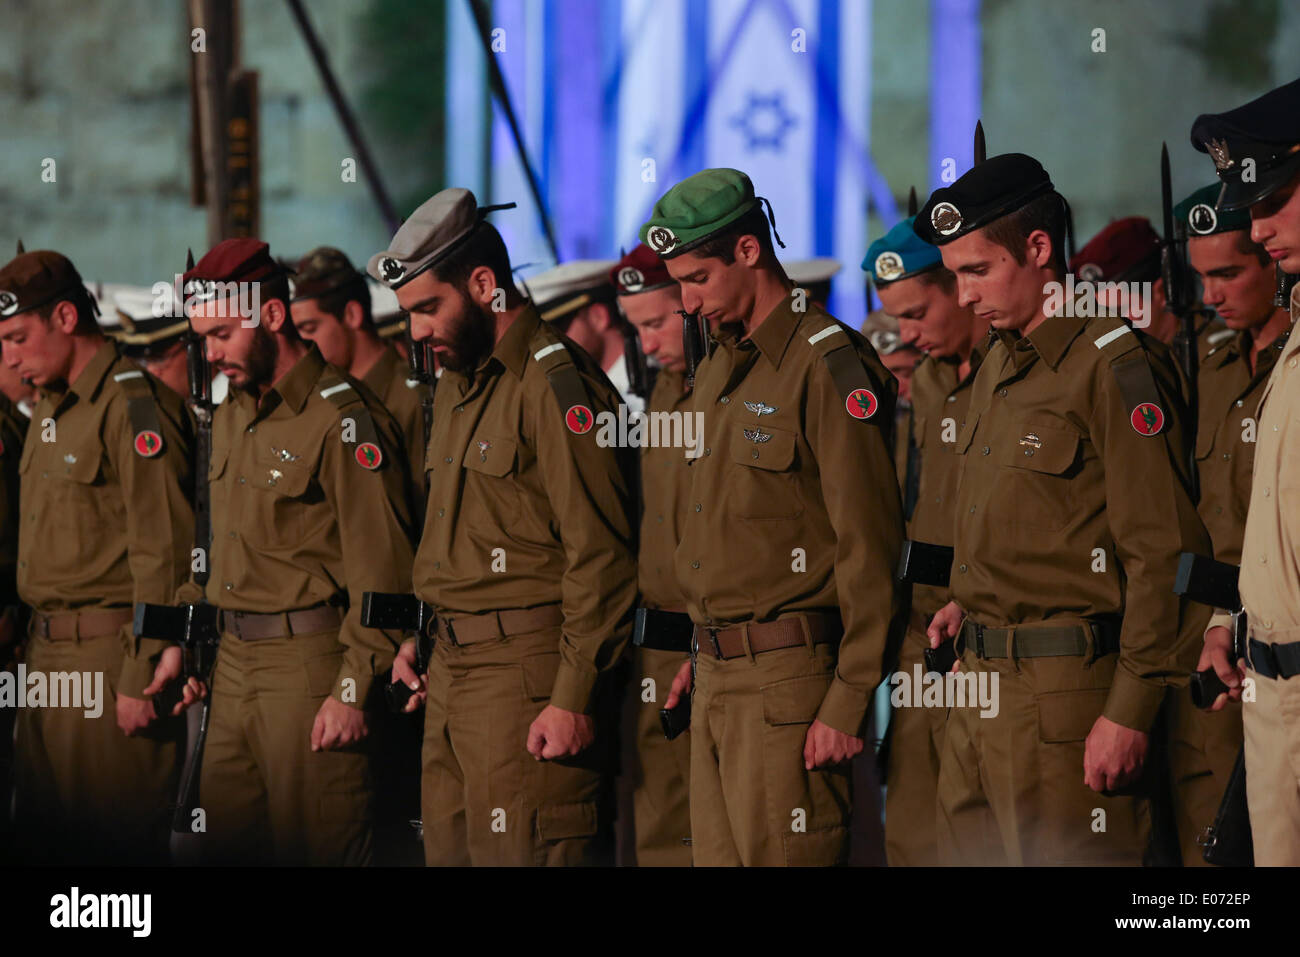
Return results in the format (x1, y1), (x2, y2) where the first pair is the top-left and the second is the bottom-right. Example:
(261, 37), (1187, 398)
(435, 289), (496, 373)
(230, 324), (280, 393)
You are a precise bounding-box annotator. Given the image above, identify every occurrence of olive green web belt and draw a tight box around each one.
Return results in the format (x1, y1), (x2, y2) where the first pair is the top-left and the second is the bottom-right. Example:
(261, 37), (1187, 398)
(958, 619), (1121, 659)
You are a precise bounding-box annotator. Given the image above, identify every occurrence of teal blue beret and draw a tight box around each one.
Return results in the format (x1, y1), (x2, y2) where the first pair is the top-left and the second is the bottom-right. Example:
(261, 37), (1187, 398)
(862, 216), (943, 284)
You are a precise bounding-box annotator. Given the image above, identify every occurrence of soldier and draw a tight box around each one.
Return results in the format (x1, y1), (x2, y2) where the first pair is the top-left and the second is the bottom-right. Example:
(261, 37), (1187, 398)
(864, 216), (988, 866)
(372, 189), (638, 866)
(647, 168), (906, 866)
(610, 243), (693, 866)
(1193, 76), (1300, 865)
(289, 247), (425, 503)
(1070, 218), (1172, 341)
(0, 249), (194, 864)
(1161, 182), (1293, 865)
(111, 287), (193, 398)
(182, 238), (417, 865)
(915, 154), (1211, 865)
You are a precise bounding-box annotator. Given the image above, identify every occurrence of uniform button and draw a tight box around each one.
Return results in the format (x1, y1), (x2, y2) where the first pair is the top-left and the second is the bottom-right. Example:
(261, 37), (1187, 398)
(751, 450), (759, 459)
(657, 515), (664, 523)
(694, 503), (702, 512)
(224, 582), (233, 590)
(444, 456), (453, 464)
(1235, 400), (1244, 407)
(982, 446), (991, 455)
(18, 561), (25, 568)
(1264, 487), (1270, 497)
(1264, 619), (1274, 629)
(969, 506), (976, 513)
(691, 561), (700, 569)
(704, 448), (711, 456)
(1290, 357), (1297, 369)
(238, 476), (246, 484)
(455, 406), (463, 412)
(438, 507), (445, 516)
(246, 425), (256, 434)
(1259, 555), (1267, 564)
(1222, 452), (1231, 460)
(959, 564), (968, 573)
(998, 388), (1007, 397)
(720, 396), (730, 405)
(228, 531), (236, 538)
(1215, 506), (1223, 514)
(947, 395), (957, 403)
(1024, 448), (1035, 457)
(41, 471), (47, 478)
(434, 561), (441, 570)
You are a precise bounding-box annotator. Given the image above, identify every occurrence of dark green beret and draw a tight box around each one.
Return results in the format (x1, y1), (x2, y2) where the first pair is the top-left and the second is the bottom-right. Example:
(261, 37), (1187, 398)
(1173, 183), (1251, 237)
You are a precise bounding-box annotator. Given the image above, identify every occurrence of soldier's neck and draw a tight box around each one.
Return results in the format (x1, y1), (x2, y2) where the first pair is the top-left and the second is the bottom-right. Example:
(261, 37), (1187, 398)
(742, 270), (794, 337)
(348, 332), (388, 381)
(492, 302), (529, 345)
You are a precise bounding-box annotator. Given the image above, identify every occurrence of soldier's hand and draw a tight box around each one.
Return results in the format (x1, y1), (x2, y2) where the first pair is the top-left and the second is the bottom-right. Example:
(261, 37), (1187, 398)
(391, 638), (428, 714)
(527, 705), (594, 760)
(662, 659), (693, 711)
(804, 719), (865, 770)
(311, 695), (370, 751)
(1198, 625), (1246, 710)
(1083, 715), (1148, 792)
(116, 694), (157, 736)
(927, 601), (964, 649)
(140, 646), (206, 717)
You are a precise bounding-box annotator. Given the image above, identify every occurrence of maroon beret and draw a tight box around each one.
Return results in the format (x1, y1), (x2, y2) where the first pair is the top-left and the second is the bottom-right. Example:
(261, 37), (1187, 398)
(1069, 217), (1162, 283)
(610, 243), (675, 295)
(184, 238), (282, 286)
(0, 250), (91, 319)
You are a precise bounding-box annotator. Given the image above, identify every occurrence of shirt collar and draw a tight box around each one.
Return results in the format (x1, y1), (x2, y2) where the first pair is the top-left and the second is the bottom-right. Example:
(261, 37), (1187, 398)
(746, 293), (801, 368)
(67, 339), (121, 404)
(1013, 314), (1089, 371)
(485, 303), (540, 380)
(269, 344), (327, 414)
(363, 345), (403, 391)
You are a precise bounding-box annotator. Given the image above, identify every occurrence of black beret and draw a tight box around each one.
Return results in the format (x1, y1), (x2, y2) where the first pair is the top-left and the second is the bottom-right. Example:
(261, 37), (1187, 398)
(1190, 76), (1300, 212)
(913, 153), (1055, 245)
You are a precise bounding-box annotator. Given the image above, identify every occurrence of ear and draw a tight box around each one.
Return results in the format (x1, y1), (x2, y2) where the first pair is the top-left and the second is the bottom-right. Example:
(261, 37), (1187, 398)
(466, 265), (498, 307)
(261, 296), (288, 332)
(50, 299), (81, 335)
(343, 299), (365, 331)
(1026, 229), (1054, 270)
(735, 233), (763, 268)
(587, 302), (613, 333)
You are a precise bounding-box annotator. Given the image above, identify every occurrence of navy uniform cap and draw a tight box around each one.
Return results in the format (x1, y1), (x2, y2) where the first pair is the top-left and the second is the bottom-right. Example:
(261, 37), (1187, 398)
(1190, 77), (1300, 212)
(913, 153), (1055, 246)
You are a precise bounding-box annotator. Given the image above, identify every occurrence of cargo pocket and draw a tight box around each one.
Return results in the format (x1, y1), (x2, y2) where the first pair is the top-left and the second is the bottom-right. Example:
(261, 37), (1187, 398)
(536, 800), (599, 841)
(1036, 687), (1109, 742)
(761, 672), (851, 865)
(520, 651), (561, 702)
(303, 650), (344, 698)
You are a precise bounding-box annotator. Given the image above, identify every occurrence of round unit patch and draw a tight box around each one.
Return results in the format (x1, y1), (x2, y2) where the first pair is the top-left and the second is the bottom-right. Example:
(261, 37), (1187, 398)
(134, 430), (164, 457)
(378, 256), (406, 285)
(1188, 203), (1218, 236)
(0, 290), (18, 317)
(845, 388), (878, 420)
(355, 442), (383, 469)
(646, 226), (679, 255)
(617, 266), (645, 293)
(565, 404), (595, 434)
(1130, 402), (1164, 436)
(930, 202), (964, 237)
(874, 252), (904, 282)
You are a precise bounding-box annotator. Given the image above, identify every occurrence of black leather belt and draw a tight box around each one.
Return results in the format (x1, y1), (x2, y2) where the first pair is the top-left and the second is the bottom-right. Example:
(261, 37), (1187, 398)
(1247, 638), (1300, 680)
(633, 608), (694, 653)
(959, 619), (1121, 659)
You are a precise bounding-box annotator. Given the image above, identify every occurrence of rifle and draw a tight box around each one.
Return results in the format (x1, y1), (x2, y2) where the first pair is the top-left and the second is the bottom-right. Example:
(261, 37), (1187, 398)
(620, 321), (654, 400)
(360, 592), (435, 713)
(406, 319), (436, 488)
(1160, 143), (1200, 502)
(678, 309), (707, 390)
(135, 324), (222, 832)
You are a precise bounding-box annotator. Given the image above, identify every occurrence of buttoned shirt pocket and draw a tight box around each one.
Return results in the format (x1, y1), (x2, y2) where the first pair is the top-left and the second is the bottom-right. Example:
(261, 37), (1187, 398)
(44, 440), (108, 540)
(998, 423), (1080, 532)
(461, 434), (522, 528)
(727, 423), (802, 520)
(249, 455), (314, 546)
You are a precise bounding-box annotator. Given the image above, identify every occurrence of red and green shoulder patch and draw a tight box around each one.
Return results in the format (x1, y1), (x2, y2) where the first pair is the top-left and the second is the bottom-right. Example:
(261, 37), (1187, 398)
(565, 404), (594, 434)
(134, 430), (163, 457)
(1130, 402), (1164, 436)
(355, 442), (383, 470)
(845, 388), (878, 420)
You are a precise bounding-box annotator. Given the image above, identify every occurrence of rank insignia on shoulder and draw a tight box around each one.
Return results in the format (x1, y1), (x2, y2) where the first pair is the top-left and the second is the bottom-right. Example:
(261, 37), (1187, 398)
(743, 428), (772, 443)
(1131, 402), (1164, 436)
(355, 442), (383, 469)
(565, 404), (594, 434)
(134, 430), (163, 457)
(743, 400), (776, 417)
(845, 388), (878, 420)
(477, 439), (491, 462)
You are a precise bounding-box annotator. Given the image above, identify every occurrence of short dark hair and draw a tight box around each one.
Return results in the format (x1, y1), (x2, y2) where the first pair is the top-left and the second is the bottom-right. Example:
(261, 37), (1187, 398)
(434, 222), (523, 306)
(688, 204), (775, 265)
(310, 276), (374, 330)
(1232, 229), (1272, 268)
(35, 289), (99, 335)
(980, 192), (1067, 277)
(915, 265), (957, 294)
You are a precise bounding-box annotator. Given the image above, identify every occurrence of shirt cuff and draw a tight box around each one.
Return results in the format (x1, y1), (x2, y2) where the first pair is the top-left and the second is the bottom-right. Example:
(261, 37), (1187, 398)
(1102, 668), (1166, 732)
(117, 635), (171, 699)
(815, 677), (870, 737)
(550, 661), (598, 714)
(1206, 611), (1235, 640)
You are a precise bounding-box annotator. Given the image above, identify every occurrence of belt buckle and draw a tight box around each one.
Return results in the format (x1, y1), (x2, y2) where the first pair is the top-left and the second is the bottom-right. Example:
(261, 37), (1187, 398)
(707, 626), (722, 659)
(973, 622), (985, 659)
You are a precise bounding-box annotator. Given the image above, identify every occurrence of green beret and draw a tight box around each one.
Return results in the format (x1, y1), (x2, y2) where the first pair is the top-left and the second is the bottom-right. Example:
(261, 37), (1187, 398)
(1173, 183), (1251, 237)
(862, 217), (942, 284)
(638, 168), (763, 258)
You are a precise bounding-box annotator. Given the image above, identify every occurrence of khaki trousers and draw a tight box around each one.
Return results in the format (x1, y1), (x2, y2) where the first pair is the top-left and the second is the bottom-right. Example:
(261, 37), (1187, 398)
(690, 641), (851, 866)
(421, 625), (614, 866)
(1243, 657), (1300, 865)
(937, 646), (1151, 865)
(12, 630), (182, 865)
(883, 622), (946, 866)
(199, 627), (373, 865)
(623, 645), (692, 865)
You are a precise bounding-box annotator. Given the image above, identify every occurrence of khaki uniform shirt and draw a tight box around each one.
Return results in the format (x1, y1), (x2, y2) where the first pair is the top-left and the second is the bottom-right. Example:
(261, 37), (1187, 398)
(638, 369), (692, 610)
(951, 314), (1211, 730)
(1195, 327), (1291, 565)
(413, 305), (638, 714)
(18, 341), (195, 697)
(203, 346), (416, 705)
(363, 346), (427, 505)
(675, 296), (906, 735)
(1217, 286), (1300, 638)
(906, 344), (986, 615)
(0, 394), (26, 607)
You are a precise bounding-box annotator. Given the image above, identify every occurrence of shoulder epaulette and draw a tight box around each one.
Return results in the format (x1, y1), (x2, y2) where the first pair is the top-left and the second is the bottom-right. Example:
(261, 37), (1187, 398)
(1089, 329), (1167, 437)
(112, 368), (166, 457)
(529, 326), (597, 435)
(319, 370), (386, 470)
(804, 317), (884, 422)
